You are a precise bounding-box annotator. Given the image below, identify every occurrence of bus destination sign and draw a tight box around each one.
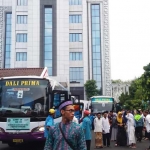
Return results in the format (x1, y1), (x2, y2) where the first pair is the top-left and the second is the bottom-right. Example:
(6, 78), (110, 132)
(91, 98), (113, 102)
(5, 80), (40, 86)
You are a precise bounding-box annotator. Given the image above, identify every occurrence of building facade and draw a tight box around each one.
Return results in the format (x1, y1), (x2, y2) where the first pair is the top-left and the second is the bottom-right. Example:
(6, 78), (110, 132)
(0, 0), (111, 99)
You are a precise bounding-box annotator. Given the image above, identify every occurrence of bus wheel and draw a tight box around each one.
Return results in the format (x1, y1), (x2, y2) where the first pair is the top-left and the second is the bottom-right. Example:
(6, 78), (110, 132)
(8, 142), (16, 147)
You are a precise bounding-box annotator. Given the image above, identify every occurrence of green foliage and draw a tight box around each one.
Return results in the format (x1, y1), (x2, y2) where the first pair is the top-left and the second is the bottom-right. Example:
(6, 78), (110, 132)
(118, 63), (150, 110)
(84, 80), (99, 100)
(124, 99), (142, 110)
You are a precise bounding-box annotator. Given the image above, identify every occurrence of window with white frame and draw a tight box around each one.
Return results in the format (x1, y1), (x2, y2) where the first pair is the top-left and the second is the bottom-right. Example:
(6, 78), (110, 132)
(69, 52), (82, 60)
(16, 52), (27, 61)
(69, 15), (82, 23)
(17, 15), (27, 24)
(16, 33), (27, 42)
(17, 0), (27, 6)
(69, 33), (82, 42)
(69, 0), (82, 5)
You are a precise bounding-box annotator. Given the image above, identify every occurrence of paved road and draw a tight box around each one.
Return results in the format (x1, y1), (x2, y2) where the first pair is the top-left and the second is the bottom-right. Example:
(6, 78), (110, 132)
(0, 133), (150, 150)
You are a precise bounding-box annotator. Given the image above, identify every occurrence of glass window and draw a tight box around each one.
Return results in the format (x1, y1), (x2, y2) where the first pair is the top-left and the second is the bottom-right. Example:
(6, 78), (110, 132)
(69, 15), (82, 23)
(45, 22), (52, 28)
(45, 29), (52, 37)
(91, 4), (102, 89)
(44, 7), (53, 75)
(45, 51), (52, 59)
(45, 8), (52, 14)
(69, 67), (83, 83)
(5, 52), (10, 58)
(17, 0), (28, 6)
(69, 0), (82, 5)
(45, 14), (52, 22)
(45, 37), (52, 44)
(5, 13), (12, 68)
(16, 33), (27, 42)
(69, 33), (82, 42)
(6, 25), (11, 31)
(69, 52), (82, 61)
(17, 15), (27, 24)
(16, 52), (27, 61)
(45, 44), (52, 52)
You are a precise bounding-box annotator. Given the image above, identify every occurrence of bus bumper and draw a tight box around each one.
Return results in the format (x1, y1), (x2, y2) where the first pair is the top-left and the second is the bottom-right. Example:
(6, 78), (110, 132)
(0, 132), (45, 143)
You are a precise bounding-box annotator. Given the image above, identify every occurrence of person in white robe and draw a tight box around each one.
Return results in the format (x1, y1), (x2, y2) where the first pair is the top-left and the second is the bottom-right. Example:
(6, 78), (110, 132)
(94, 113), (103, 148)
(126, 113), (136, 148)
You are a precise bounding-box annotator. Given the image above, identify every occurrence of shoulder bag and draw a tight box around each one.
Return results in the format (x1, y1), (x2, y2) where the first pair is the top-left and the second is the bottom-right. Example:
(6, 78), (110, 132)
(59, 123), (76, 150)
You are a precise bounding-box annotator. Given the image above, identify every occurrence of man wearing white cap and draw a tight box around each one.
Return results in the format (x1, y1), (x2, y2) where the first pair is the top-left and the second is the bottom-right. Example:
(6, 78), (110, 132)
(44, 100), (86, 150)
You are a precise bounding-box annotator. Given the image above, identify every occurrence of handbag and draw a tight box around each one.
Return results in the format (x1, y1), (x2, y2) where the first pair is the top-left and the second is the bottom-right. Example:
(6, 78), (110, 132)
(59, 123), (76, 150)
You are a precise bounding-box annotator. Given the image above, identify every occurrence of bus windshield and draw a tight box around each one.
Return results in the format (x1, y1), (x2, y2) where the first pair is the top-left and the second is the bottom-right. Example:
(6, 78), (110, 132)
(0, 79), (50, 117)
(91, 97), (114, 113)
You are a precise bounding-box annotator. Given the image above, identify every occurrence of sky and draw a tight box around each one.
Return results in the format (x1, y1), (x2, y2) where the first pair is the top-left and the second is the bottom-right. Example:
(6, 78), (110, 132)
(109, 0), (150, 81)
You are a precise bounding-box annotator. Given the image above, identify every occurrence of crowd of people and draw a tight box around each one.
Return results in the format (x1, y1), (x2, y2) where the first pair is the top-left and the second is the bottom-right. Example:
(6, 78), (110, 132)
(92, 109), (150, 149)
(43, 100), (150, 150)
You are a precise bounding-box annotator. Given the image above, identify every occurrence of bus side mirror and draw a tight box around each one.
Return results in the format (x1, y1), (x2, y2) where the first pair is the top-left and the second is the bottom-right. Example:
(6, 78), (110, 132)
(89, 106), (91, 109)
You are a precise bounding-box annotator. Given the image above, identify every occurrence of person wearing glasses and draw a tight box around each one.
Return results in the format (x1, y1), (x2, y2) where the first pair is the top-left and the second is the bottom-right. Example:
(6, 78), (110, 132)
(82, 110), (92, 150)
(44, 100), (86, 150)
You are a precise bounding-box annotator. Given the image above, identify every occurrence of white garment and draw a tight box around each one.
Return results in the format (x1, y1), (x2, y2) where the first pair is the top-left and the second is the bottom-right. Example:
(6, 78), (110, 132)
(72, 116), (79, 124)
(102, 117), (110, 134)
(126, 113), (136, 144)
(145, 114), (150, 133)
(94, 117), (102, 132)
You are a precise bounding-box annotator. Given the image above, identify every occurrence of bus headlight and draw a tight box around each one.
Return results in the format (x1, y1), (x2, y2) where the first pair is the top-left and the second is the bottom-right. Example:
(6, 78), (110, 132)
(31, 126), (45, 133)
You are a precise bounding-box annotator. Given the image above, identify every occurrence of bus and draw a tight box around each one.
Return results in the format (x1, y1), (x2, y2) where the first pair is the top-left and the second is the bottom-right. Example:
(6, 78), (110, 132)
(0, 76), (69, 146)
(90, 96), (115, 113)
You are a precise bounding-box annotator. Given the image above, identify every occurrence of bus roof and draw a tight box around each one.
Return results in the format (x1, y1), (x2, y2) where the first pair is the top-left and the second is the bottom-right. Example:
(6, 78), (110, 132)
(0, 76), (68, 91)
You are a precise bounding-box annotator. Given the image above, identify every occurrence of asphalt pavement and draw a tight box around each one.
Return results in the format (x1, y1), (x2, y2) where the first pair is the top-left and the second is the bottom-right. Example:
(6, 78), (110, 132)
(0, 132), (150, 150)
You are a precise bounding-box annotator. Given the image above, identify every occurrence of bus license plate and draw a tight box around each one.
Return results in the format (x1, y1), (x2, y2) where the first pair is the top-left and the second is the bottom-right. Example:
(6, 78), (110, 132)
(13, 139), (23, 143)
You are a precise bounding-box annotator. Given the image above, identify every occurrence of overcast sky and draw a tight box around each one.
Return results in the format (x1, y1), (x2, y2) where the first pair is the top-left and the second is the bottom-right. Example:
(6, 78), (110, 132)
(109, 0), (150, 81)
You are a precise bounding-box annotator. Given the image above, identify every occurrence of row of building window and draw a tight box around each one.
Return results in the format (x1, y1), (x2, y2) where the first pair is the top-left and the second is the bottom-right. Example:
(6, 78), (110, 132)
(7, 33), (83, 43)
(16, 14), (83, 25)
(17, 0), (82, 6)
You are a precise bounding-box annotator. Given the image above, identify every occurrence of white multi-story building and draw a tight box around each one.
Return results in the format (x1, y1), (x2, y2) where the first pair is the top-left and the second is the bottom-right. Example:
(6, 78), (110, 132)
(0, 0), (111, 99)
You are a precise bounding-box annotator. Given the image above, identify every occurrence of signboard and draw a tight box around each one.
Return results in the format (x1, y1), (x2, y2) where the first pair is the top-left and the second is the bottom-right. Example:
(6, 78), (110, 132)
(17, 90), (23, 98)
(91, 97), (113, 102)
(6, 118), (30, 130)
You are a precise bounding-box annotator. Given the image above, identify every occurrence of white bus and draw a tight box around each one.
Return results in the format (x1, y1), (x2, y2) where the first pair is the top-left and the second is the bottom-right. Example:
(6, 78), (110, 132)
(0, 76), (69, 146)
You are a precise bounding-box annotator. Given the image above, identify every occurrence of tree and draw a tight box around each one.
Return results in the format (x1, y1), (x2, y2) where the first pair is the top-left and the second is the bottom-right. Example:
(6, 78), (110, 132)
(141, 63), (150, 100)
(84, 80), (98, 100)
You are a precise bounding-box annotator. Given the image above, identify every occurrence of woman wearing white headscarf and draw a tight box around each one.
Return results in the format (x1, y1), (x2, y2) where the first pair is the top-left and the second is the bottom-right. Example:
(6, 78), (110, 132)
(126, 113), (136, 148)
